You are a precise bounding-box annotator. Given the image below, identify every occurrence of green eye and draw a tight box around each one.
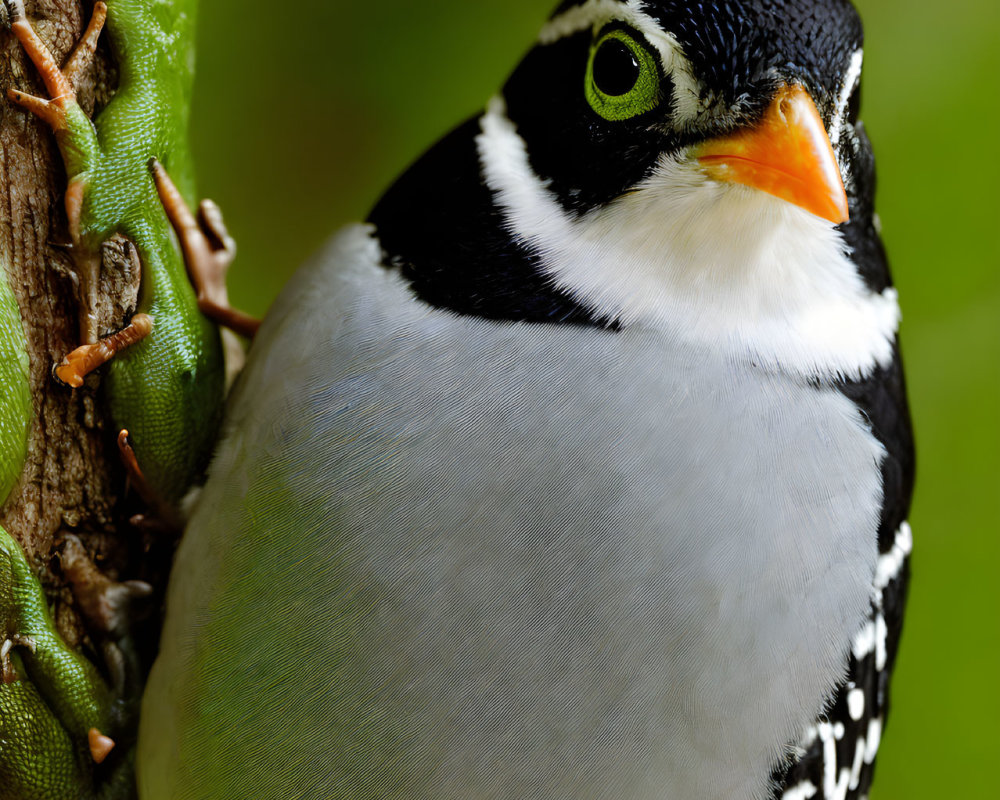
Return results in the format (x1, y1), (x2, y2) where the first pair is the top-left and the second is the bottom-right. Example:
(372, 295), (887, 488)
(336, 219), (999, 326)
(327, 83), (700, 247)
(585, 29), (662, 121)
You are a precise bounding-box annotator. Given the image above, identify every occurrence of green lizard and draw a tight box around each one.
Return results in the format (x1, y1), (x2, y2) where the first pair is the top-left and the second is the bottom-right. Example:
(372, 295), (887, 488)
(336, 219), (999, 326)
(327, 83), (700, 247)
(0, 258), (117, 795)
(2, 0), (252, 795)
(7, 0), (255, 511)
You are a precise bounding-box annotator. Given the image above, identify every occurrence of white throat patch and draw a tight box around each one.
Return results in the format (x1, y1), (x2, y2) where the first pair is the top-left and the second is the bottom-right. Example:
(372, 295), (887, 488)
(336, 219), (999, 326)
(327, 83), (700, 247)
(477, 97), (899, 381)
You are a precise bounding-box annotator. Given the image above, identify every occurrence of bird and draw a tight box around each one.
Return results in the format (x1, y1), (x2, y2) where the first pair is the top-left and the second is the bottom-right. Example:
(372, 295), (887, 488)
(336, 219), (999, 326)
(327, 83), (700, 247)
(137, 1), (915, 798)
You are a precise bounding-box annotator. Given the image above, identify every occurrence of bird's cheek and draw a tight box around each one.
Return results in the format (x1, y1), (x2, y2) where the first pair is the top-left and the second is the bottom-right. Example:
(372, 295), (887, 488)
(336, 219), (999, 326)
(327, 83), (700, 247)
(692, 84), (849, 225)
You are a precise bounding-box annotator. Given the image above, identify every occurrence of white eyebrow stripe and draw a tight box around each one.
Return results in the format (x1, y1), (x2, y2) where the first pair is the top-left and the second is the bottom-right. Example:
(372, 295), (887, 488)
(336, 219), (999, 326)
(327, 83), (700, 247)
(537, 0), (633, 44)
(537, 0), (702, 125)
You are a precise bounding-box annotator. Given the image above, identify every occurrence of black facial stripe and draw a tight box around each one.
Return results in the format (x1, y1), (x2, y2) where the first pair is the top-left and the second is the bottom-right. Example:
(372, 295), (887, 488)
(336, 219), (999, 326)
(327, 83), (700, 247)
(503, 32), (674, 215)
(368, 117), (615, 329)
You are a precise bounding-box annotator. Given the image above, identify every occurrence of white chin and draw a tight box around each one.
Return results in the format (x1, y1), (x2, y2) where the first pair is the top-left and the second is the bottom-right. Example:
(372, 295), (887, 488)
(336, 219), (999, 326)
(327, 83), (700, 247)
(477, 96), (899, 381)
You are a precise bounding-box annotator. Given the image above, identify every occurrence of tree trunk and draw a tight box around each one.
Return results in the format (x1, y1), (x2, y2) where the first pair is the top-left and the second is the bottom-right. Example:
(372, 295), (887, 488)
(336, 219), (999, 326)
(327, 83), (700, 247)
(0, 0), (148, 652)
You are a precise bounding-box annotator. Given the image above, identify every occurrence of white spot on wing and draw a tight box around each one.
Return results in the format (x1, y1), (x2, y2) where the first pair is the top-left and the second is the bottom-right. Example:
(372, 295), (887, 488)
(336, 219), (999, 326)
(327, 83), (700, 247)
(819, 722), (838, 799)
(849, 737), (867, 790)
(783, 780), (819, 800)
(864, 717), (883, 764)
(852, 620), (875, 659)
(875, 522), (912, 590)
(847, 687), (865, 721)
(874, 612), (888, 672)
(833, 768), (851, 800)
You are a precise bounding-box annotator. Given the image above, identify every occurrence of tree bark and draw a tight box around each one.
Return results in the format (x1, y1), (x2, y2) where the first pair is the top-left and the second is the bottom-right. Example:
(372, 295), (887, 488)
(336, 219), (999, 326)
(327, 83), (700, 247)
(0, 0), (143, 650)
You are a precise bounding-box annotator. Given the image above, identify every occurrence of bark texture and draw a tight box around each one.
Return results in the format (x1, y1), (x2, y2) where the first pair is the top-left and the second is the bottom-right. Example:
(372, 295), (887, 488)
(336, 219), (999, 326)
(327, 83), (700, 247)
(0, 0), (141, 649)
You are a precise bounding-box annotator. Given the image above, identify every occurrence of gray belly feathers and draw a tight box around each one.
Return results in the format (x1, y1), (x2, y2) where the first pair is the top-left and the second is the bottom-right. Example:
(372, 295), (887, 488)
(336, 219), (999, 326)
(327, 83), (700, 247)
(155, 226), (885, 799)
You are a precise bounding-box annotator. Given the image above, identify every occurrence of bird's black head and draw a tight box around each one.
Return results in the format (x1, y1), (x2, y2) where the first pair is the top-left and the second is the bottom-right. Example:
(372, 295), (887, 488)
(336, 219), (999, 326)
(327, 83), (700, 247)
(639, 0), (863, 108)
(508, 0), (865, 214)
(371, 0), (898, 382)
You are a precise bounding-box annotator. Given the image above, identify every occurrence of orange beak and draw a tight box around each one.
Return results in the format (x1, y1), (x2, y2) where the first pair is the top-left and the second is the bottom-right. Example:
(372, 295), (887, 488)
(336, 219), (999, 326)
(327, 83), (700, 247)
(694, 84), (849, 224)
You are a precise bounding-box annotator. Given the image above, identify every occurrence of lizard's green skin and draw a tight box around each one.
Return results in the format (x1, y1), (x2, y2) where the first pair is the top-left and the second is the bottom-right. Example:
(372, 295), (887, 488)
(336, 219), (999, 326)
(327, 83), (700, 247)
(0, 261), (114, 797)
(56, 0), (224, 505)
(1, 0), (220, 795)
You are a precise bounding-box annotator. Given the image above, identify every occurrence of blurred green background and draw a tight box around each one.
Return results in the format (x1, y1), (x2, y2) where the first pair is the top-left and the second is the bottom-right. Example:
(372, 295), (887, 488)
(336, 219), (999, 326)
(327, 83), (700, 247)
(194, 1), (999, 796)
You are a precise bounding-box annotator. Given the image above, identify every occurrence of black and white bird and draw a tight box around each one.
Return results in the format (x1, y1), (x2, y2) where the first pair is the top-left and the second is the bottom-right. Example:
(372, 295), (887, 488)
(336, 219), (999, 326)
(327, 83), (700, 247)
(138, 1), (915, 799)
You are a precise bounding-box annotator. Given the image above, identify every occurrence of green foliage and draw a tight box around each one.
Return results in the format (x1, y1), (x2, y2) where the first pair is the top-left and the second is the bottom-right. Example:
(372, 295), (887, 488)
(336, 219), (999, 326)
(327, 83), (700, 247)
(195, 2), (1000, 796)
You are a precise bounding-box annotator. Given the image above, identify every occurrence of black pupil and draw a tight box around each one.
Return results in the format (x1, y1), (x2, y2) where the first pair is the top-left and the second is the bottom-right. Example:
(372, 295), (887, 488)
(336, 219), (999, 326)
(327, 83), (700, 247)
(593, 39), (641, 97)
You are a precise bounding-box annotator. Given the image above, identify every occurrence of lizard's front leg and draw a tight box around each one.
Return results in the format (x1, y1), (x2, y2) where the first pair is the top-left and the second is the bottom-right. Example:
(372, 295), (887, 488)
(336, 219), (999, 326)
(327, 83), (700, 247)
(150, 158), (261, 339)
